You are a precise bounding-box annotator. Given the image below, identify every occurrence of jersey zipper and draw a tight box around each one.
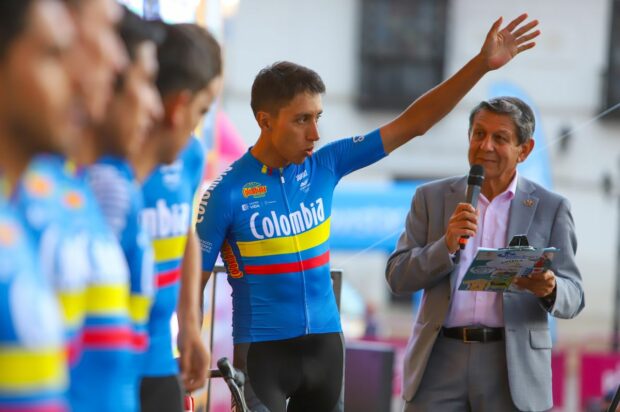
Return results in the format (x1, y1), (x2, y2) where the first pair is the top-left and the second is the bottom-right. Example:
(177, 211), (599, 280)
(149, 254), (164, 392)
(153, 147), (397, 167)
(277, 168), (310, 334)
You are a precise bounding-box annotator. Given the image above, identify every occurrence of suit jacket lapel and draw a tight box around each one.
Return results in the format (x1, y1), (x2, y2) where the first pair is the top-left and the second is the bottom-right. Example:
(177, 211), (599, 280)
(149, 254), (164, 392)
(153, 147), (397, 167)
(445, 177), (467, 292)
(506, 176), (538, 244)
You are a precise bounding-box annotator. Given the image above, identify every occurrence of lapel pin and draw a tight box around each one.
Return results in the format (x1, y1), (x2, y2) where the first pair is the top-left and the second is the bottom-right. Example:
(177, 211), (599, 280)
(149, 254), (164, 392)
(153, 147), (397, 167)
(523, 199), (534, 208)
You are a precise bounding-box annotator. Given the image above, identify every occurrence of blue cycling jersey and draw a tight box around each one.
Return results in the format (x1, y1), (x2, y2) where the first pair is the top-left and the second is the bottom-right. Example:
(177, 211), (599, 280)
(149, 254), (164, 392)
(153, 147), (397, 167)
(196, 129), (386, 343)
(88, 156), (155, 395)
(13, 155), (135, 412)
(12, 155), (89, 357)
(140, 137), (205, 376)
(0, 197), (68, 411)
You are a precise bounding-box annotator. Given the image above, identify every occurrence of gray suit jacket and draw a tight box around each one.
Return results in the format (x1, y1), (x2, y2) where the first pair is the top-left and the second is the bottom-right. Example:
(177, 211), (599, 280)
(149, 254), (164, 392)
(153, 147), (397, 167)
(386, 175), (584, 412)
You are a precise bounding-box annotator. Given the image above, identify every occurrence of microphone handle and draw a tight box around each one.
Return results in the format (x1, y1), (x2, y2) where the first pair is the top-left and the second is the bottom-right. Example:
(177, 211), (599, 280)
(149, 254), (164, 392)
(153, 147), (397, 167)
(459, 185), (482, 249)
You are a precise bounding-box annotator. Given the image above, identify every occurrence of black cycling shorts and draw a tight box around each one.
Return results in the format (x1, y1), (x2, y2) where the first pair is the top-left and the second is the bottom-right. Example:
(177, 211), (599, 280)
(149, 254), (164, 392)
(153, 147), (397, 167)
(234, 332), (344, 412)
(140, 374), (184, 412)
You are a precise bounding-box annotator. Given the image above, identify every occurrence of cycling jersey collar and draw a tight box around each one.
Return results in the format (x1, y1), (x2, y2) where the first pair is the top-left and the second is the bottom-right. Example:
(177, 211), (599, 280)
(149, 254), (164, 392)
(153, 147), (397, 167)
(95, 155), (135, 180)
(245, 147), (294, 176)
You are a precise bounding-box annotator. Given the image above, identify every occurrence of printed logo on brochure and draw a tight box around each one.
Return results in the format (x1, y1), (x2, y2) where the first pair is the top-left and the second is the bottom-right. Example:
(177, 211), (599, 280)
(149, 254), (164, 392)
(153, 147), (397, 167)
(242, 182), (267, 199)
(25, 174), (53, 197)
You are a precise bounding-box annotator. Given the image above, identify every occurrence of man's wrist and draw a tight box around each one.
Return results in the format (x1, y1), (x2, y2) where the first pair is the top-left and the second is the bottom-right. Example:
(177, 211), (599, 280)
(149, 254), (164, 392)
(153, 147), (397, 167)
(541, 284), (557, 307)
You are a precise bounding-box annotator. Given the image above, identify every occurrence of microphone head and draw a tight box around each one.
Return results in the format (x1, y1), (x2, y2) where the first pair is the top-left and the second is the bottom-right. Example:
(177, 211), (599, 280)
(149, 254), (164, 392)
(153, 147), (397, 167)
(467, 164), (484, 187)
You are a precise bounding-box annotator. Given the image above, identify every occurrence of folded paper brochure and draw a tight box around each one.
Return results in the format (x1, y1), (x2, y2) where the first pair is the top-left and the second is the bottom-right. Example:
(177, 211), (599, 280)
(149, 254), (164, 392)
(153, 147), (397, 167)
(458, 246), (558, 292)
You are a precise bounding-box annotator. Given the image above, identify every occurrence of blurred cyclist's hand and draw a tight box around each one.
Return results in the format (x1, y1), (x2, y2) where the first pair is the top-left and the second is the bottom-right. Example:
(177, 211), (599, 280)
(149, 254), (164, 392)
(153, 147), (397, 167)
(179, 327), (210, 392)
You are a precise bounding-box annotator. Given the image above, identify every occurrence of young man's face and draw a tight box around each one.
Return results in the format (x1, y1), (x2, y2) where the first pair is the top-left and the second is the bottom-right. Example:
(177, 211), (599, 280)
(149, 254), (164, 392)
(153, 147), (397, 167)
(0, 0), (75, 154)
(66, 0), (127, 125)
(268, 92), (322, 165)
(102, 41), (162, 158)
(467, 109), (534, 188)
(160, 75), (222, 164)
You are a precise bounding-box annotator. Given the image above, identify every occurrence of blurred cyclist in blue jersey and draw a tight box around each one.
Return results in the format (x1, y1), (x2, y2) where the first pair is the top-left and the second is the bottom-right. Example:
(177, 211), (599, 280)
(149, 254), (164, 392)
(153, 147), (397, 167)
(134, 23), (223, 412)
(56, 2), (145, 411)
(88, 7), (164, 410)
(0, 1), (74, 411)
(13, 1), (139, 411)
(196, 15), (541, 412)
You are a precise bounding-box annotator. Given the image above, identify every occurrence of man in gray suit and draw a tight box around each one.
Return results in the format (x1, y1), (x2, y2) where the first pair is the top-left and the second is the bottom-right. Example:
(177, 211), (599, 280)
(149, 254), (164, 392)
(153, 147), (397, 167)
(386, 96), (584, 412)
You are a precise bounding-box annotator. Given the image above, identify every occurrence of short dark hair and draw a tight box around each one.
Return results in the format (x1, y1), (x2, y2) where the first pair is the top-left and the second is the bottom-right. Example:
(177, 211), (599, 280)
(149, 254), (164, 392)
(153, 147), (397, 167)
(251, 61), (326, 116)
(118, 6), (165, 62)
(468, 96), (535, 145)
(0, 0), (37, 59)
(155, 23), (222, 97)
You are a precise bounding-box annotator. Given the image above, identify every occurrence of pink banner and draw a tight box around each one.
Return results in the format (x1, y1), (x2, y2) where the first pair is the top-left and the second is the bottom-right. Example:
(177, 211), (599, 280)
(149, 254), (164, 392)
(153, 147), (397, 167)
(552, 351), (566, 408)
(580, 352), (620, 409)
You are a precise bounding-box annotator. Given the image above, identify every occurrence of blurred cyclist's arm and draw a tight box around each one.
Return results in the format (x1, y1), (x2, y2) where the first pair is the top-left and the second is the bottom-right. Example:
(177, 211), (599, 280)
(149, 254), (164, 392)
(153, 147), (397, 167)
(177, 229), (209, 392)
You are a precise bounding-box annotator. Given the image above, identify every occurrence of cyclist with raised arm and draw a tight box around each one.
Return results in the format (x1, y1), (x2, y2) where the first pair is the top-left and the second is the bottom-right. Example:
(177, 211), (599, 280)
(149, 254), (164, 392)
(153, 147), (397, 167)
(196, 14), (540, 412)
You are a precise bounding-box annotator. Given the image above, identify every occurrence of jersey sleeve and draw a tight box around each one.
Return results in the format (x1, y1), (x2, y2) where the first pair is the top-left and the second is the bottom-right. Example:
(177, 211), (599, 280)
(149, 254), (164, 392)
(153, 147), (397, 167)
(195, 177), (233, 272)
(314, 128), (387, 180)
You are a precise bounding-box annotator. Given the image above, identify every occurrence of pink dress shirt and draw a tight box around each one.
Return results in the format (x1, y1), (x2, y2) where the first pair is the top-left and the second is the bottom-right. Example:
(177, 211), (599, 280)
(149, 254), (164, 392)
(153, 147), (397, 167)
(443, 173), (518, 328)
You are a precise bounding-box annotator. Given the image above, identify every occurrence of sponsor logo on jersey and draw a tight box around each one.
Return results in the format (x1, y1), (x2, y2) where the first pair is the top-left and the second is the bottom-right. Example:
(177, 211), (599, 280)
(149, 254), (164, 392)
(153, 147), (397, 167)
(0, 223), (17, 246)
(242, 182), (267, 199)
(352, 135), (365, 143)
(295, 170), (308, 182)
(196, 166), (233, 224)
(299, 179), (310, 192)
(141, 199), (190, 239)
(221, 241), (243, 278)
(250, 198), (325, 239)
(160, 159), (183, 189)
(63, 190), (84, 209)
(25, 174), (53, 197)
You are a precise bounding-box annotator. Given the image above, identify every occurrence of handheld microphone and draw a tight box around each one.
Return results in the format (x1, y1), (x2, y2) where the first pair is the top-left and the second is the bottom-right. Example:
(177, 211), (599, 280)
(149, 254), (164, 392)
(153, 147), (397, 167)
(458, 164), (484, 250)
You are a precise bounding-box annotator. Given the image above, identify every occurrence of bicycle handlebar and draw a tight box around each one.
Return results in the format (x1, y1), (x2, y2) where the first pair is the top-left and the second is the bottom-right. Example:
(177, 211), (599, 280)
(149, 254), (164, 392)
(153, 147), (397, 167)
(211, 357), (249, 412)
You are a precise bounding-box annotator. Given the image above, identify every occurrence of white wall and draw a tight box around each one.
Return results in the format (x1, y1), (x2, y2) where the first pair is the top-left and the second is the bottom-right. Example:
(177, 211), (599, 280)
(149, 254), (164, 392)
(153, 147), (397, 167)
(220, 0), (620, 343)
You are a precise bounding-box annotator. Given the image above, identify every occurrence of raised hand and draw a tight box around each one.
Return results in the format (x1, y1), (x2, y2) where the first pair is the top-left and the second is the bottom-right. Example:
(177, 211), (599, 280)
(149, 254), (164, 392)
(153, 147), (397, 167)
(480, 13), (540, 71)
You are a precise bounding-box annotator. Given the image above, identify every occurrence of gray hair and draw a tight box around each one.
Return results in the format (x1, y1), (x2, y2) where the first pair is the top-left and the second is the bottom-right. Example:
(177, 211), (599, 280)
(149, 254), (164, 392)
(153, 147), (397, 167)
(468, 96), (535, 145)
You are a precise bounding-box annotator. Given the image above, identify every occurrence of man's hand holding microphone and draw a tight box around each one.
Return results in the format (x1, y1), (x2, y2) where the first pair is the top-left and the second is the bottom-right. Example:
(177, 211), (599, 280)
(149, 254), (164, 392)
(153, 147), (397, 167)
(445, 164), (484, 254)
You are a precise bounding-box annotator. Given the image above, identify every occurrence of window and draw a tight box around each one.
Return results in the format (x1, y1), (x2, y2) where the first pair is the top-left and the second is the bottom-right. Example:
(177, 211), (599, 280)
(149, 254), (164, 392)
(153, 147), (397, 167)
(358, 0), (449, 110)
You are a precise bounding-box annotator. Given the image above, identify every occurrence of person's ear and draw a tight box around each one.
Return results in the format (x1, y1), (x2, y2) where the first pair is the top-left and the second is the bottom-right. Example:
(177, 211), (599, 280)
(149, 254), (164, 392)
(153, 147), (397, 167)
(256, 110), (272, 132)
(162, 90), (192, 128)
(518, 138), (535, 163)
